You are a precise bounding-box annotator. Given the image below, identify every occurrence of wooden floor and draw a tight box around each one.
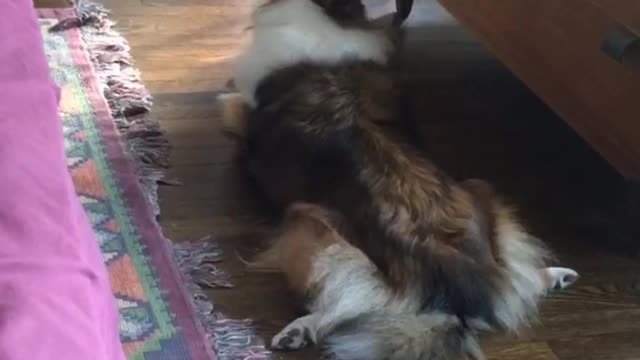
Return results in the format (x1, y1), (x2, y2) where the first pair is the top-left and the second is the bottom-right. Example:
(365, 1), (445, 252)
(73, 0), (640, 358)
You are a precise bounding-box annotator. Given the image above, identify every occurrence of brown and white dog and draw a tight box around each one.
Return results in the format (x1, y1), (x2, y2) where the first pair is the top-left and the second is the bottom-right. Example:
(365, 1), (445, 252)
(246, 203), (577, 360)
(245, 203), (485, 359)
(221, 0), (579, 358)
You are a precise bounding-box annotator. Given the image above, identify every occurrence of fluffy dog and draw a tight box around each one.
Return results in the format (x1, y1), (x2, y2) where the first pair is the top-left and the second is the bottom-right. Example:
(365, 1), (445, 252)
(221, 0), (579, 358)
(246, 203), (576, 360)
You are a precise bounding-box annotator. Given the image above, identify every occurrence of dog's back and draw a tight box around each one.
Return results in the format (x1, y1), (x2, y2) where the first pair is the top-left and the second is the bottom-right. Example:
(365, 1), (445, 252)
(243, 57), (508, 323)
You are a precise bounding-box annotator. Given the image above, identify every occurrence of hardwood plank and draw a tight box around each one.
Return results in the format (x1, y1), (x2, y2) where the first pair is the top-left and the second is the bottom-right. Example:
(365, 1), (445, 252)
(34, 0), (72, 7)
(485, 342), (559, 360)
(153, 91), (222, 121)
(588, 0), (640, 36)
(160, 119), (228, 147)
(550, 332), (640, 360)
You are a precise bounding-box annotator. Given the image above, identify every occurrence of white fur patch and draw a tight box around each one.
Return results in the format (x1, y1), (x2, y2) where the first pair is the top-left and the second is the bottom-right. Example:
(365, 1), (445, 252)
(233, 0), (392, 106)
(306, 243), (420, 338)
(492, 204), (550, 332)
(544, 267), (579, 290)
(272, 314), (317, 350)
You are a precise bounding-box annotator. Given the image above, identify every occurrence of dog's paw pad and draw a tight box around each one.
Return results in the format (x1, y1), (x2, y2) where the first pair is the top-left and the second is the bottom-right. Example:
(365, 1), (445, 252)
(271, 325), (312, 350)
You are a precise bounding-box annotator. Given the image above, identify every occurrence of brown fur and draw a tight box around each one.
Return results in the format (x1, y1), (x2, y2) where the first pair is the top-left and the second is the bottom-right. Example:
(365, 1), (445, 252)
(227, 59), (509, 326)
(220, 53), (576, 333)
(248, 203), (347, 295)
(246, 203), (485, 359)
(242, 203), (575, 359)
(223, 0), (578, 344)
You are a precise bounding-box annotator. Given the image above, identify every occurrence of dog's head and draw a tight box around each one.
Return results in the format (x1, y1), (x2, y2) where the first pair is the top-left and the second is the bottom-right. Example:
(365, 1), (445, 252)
(310, 0), (367, 24)
(259, 0), (367, 26)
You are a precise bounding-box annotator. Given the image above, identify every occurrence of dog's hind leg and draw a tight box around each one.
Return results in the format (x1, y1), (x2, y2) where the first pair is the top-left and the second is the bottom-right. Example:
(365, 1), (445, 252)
(270, 246), (400, 352)
(217, 92), (249, 137)
(271, 314), (319, 350)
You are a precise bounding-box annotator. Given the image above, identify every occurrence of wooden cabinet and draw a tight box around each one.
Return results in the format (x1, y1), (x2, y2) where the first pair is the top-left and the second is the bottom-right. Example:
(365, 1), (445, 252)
(588, 0), (640, 35)
(436, 0), (640, 180)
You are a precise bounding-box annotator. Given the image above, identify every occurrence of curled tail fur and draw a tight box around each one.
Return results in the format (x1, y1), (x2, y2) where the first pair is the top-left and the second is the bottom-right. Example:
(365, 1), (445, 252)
(324, 311), (484, 360)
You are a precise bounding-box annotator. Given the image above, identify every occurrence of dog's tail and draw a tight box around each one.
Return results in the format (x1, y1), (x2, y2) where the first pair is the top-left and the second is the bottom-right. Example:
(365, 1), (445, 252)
(324, 311), (484, 360)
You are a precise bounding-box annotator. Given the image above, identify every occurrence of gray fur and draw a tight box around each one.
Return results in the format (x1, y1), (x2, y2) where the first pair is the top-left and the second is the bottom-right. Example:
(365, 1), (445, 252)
(325, 312), (484, 360)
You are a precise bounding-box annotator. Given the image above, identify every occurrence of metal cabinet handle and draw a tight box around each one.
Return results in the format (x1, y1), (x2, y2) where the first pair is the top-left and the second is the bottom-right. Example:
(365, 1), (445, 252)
(602, 25), (640, 66)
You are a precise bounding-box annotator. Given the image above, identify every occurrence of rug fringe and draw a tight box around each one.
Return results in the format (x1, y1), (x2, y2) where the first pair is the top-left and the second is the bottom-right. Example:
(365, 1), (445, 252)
(49, 3), (271, 359)
(173, 240), (271, 360)
(172, 238), (232, 290)
(51, 0), (170, 216)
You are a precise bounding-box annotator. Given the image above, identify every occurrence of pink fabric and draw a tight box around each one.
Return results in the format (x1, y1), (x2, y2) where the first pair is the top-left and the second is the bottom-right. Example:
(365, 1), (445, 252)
(0, 1), (125, 359)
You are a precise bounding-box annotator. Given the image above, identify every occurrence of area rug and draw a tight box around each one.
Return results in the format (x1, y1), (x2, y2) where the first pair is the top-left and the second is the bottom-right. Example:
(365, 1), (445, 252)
(39, 4), (270, 360)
